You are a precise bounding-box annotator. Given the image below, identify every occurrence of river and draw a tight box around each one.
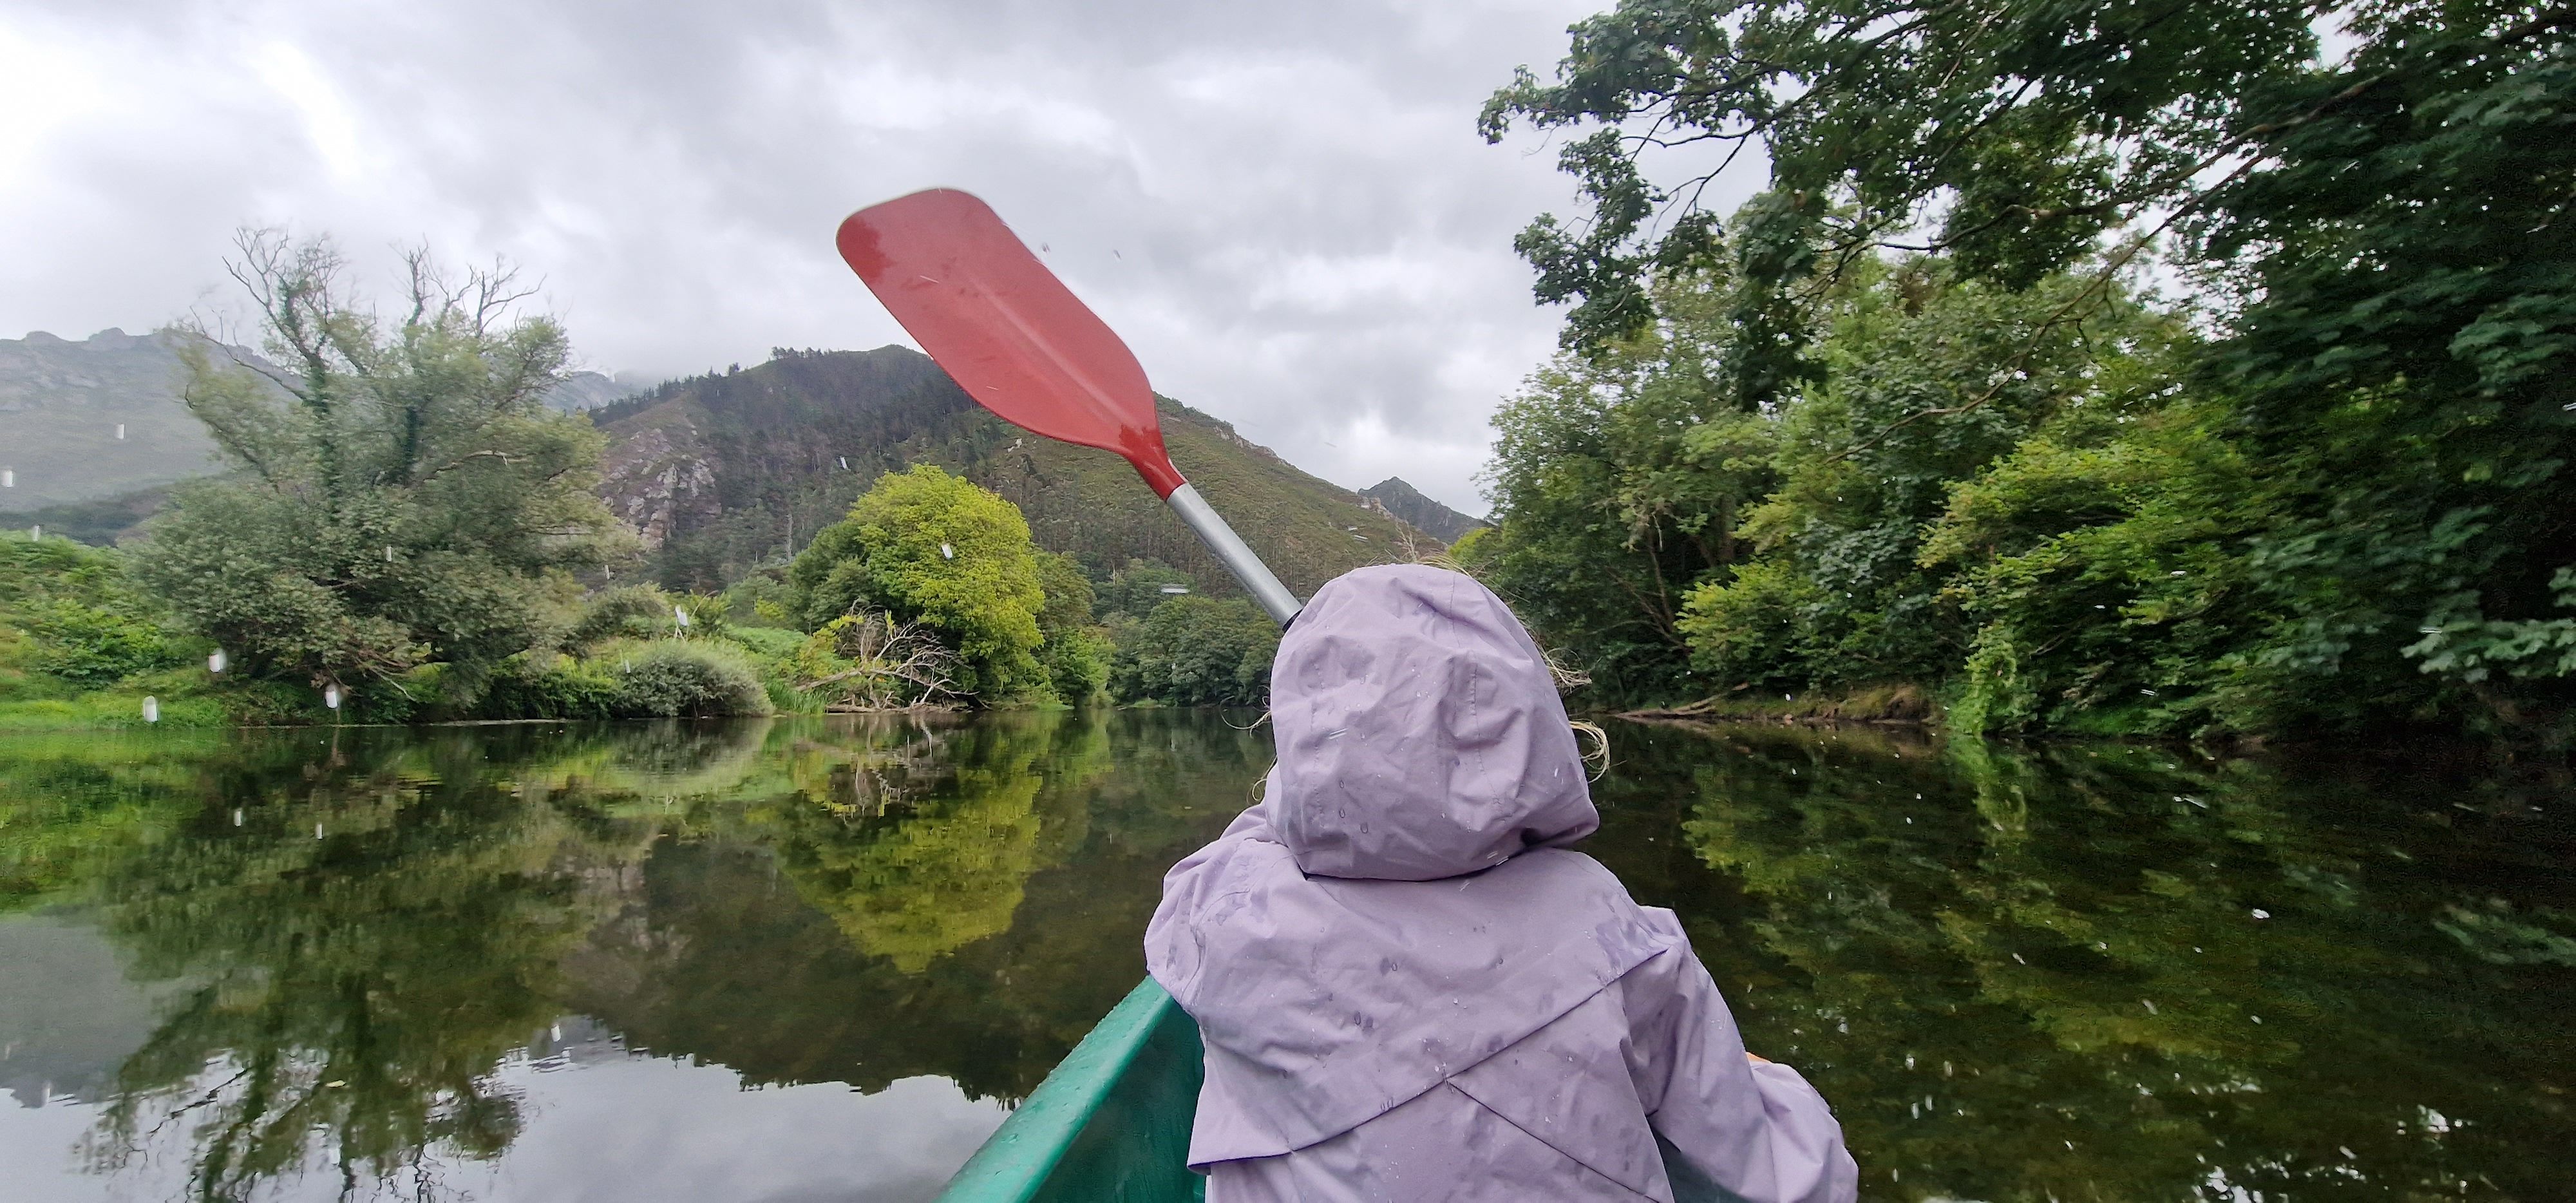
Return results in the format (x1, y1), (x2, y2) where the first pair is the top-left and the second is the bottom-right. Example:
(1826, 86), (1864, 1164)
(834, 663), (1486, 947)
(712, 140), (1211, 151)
(0, 713), (2568, 1200)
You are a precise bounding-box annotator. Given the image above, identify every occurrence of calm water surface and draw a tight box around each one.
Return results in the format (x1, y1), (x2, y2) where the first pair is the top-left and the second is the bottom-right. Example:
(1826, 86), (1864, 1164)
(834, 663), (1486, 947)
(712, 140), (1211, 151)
(1, 714), (2569, 1201)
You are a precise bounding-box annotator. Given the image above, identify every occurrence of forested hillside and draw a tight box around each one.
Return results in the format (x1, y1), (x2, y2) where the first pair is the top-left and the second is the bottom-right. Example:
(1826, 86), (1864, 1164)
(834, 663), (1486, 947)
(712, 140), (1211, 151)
(594, 347), (1430, 595)
(1470, 0), (2575, 741)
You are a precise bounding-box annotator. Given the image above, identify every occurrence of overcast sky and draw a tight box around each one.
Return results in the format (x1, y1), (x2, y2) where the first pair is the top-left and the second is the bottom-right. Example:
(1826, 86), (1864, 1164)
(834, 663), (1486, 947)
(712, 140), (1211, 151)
(0, 0), (1777, 514)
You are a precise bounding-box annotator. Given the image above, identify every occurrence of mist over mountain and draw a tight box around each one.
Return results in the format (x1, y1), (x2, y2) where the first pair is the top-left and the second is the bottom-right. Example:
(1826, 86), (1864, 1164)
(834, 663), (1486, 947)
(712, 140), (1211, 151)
(0, 329), (646, 510)
(0, 328), (225, 507)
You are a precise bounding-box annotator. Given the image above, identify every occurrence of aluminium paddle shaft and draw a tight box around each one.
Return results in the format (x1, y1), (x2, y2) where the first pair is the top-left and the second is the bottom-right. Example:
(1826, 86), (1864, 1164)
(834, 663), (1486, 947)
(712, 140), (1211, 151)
(1161, 482), (1301, 626)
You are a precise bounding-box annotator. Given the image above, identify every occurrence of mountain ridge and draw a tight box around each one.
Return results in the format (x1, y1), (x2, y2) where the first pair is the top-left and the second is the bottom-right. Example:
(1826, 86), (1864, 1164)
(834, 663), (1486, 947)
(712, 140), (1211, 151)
(0, 328), (643, 509)
(1358, 477), (1488, 545)
(594, 346), (1437, 596)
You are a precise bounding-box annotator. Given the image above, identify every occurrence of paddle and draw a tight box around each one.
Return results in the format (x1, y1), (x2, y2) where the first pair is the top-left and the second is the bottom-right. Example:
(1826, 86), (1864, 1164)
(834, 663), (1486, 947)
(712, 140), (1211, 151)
(835, 188), (1302, 627)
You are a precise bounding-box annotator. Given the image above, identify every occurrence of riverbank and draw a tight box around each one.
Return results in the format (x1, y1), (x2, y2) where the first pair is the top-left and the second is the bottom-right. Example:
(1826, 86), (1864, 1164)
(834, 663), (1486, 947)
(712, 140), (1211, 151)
(1620, 682), (1935, 727)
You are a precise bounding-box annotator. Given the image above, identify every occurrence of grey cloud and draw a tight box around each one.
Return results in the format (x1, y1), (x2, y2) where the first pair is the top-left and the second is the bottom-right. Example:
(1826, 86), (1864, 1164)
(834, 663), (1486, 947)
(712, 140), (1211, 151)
(0, 0), (1611, 511)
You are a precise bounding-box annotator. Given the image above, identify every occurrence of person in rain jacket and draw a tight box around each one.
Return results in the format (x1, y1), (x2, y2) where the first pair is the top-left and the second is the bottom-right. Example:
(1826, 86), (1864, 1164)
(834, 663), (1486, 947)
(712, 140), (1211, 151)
(1146, 564), (1859, 1202)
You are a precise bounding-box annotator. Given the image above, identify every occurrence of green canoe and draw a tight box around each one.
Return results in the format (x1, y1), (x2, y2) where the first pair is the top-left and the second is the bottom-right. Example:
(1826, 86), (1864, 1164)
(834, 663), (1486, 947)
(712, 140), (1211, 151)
(935, 978), (1208, 1202)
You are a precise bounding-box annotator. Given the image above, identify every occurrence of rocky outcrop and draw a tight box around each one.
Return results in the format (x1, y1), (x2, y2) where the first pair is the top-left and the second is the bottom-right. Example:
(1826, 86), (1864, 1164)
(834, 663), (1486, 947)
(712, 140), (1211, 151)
(1358, 477), (1488, 545)
(598, 417), (719, 549)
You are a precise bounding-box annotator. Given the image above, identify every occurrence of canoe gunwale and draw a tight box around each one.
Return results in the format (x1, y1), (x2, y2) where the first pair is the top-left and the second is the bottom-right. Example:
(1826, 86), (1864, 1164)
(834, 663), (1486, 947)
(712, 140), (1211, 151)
(935, 976), (1206, 1202)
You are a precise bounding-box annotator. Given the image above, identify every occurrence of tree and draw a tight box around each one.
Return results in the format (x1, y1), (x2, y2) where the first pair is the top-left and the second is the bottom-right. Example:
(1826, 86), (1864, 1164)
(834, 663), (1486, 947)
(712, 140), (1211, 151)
(786, 464), (1052, 701)
(1677, 261), (2194, 702)
(1473, 274), (1776, 700)
(1034, 551), (1110, 704)
(131, 231), (630, 698)
(1481, 0), (2341, 393)
(1106, 596), (1278, 706)
(1094, 558), (1196, 620)
(1482, 0), (2576, 735)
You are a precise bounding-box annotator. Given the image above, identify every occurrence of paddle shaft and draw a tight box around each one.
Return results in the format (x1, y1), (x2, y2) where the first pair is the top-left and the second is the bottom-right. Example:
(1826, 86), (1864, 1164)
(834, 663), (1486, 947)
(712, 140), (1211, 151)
(1162, 483), (1302, 627)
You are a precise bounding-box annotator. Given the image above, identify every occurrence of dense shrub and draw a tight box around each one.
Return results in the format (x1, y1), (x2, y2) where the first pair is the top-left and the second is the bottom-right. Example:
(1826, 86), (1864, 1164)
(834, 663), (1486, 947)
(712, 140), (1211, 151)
(469, 655), (622, 720)
(564, 585), (681, 650)
(1094, 559), (1195, 620)
(1108, 597), (1277, 706)
(605, 641), (773, 718)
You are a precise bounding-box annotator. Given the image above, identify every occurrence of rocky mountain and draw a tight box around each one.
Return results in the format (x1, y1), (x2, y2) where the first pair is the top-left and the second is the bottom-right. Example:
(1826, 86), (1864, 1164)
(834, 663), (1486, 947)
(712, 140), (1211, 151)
(547, 370), (660, 413)
(596, 347), (1438, 595)
(0, 329), (227, 507)
(1358, 477), (1488, 545)
(0, 328), (643, 509)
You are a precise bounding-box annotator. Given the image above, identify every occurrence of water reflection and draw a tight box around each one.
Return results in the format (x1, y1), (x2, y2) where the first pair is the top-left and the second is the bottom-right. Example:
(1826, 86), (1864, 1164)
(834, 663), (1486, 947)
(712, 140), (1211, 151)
(1582, 724), (2576, 1201)
(0, 717), (2568, 1201)
(0, 714), (1260, 1202)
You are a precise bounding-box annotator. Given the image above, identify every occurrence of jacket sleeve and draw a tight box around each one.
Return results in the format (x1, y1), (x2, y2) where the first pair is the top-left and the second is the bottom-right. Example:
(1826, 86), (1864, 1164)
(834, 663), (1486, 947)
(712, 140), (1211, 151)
(1620, 931), (1859, 1203)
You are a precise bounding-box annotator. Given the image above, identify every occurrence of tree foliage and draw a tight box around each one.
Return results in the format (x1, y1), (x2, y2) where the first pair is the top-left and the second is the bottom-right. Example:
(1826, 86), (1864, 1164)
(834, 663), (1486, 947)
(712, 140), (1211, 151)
(0, 536), (184, 693)
(1106, 596), (1279, 706)
(787, 464), (1056, 703)
(129, 231), (630, 694)
(1477, 0), (2576, 737)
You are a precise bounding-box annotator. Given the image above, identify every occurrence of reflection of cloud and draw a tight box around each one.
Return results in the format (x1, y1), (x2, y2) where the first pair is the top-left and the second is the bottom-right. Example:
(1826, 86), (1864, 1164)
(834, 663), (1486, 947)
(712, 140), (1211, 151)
(0, 917), (175, 1109)
(0, 1054), (1003, 1202)
(469, 1062), (1001, 1203)
(0, 0), (1647, 513)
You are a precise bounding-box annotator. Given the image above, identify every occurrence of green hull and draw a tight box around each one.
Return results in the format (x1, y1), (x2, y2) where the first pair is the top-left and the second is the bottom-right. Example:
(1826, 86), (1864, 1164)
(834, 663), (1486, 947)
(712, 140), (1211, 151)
(936, 978), (1207, 1202)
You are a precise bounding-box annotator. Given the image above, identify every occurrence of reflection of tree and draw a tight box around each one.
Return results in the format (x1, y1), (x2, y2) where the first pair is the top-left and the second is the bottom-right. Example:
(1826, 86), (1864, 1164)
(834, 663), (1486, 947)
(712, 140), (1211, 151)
(562, 710), (1263, 1101)
(60, 730), (650, 1201)
(0, 731), (232, 913)
(1588, 724), (2576, 1201)
(0, 714), (1269, 1200)
(763, 712), (1105, 972)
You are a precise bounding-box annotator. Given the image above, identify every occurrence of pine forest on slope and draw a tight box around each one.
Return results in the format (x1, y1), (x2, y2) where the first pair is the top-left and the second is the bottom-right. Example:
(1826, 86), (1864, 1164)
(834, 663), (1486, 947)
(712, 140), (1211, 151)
(595, 346), (1440, 597)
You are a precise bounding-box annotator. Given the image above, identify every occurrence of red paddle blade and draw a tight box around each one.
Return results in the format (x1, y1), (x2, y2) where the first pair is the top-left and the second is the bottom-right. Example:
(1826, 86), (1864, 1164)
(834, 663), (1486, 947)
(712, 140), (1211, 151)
(836, 189), (1186, 497)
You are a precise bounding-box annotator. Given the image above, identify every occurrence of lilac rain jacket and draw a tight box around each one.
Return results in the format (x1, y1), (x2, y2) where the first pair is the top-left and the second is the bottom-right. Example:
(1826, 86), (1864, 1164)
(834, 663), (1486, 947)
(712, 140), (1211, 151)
(1146, 565), (1860, 1203)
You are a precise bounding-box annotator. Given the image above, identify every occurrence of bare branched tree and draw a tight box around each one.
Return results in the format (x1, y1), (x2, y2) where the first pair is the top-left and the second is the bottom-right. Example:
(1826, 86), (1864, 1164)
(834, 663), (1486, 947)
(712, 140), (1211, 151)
(797, 611), (969, 710)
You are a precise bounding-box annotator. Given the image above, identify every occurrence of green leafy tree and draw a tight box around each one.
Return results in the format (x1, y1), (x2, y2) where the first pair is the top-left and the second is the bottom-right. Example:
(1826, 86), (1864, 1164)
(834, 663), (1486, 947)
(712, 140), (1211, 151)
(1482, 0), (2335, 390)
(1034, 551), (1109, 704)
(1107, 596), (1278, 706)
(130, 231), (630, 699)
(1094, 558), (1197, 620)
(1676, 263), (2191, 699)
(1475, 275), (1777, 699)
(786, 464), (1051, 701)
(1484, 0), (2576, 735)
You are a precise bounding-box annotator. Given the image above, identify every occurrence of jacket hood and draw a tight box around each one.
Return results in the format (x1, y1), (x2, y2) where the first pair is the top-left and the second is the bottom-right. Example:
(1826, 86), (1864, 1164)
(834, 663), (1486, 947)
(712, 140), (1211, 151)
(1268, 564), (1596, 881)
